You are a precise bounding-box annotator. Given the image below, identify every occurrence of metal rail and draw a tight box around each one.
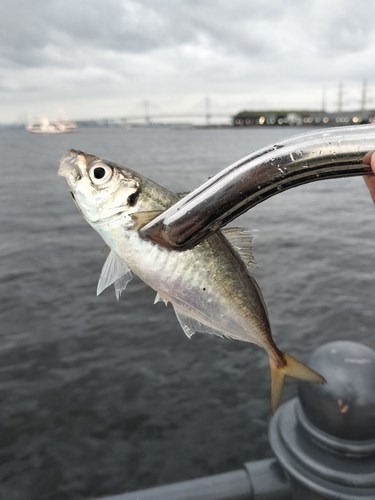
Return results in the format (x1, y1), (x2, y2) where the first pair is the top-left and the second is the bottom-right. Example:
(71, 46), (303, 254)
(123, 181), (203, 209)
(140, 125), (375, 249)
(89, 459), (290, 500)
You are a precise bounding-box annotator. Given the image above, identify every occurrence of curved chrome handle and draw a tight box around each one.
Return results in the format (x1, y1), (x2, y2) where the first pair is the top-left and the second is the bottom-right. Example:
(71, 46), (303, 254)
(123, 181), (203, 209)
(140, 125), (375, 249)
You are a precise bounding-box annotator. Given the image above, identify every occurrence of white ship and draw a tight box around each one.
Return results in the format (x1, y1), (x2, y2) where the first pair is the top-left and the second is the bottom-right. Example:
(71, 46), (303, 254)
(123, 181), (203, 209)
(26, 115), (78, 134)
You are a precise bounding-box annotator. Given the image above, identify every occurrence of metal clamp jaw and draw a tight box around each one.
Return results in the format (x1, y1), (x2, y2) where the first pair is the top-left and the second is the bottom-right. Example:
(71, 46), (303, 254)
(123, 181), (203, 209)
(140, 124), (374, 250)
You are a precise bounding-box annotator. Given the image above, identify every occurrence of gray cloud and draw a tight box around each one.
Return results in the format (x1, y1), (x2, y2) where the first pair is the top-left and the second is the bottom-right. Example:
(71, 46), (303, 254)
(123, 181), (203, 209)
(1, 0), (375, 121)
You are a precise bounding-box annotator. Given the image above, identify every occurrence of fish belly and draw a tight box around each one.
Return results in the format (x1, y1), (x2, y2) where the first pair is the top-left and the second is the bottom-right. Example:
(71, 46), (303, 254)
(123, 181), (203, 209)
(107, 225), (271, 348)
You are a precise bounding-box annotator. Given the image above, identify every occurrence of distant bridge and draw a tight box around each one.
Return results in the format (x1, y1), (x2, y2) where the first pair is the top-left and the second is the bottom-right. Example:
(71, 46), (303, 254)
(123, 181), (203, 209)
(118, 97), (233, 125)
(121, 113), (232, 125)
(77, 95), (375, 127)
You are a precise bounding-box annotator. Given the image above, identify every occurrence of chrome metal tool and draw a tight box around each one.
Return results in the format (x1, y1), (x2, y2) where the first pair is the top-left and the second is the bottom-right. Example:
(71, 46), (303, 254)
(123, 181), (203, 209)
(140, 125), (375, 249)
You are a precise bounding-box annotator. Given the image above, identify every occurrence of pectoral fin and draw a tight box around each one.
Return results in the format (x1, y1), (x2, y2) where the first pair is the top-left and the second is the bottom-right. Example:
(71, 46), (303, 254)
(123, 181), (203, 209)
(130, 211), (164, 229)
(177, 192), (190, 198)
(97, 250), (132, 300)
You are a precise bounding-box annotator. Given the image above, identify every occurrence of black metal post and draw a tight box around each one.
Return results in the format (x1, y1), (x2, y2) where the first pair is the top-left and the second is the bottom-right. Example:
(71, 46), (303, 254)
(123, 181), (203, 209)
(270, 341), (375, 499)
(88, 341), (375, 500)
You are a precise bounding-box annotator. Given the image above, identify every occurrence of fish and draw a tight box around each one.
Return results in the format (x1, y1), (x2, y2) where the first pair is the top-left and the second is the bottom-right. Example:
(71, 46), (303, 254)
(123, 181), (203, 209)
(58, 149), (325, 412)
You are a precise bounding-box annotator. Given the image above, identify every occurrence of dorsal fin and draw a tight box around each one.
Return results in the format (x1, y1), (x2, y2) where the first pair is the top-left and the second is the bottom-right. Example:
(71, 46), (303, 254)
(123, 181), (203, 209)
(97, 250), (132, 300)
(221, 227), (257, 268)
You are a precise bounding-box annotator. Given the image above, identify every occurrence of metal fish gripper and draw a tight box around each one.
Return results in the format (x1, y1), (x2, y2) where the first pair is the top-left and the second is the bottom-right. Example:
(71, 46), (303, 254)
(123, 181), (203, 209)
(140, 124), (375, 249)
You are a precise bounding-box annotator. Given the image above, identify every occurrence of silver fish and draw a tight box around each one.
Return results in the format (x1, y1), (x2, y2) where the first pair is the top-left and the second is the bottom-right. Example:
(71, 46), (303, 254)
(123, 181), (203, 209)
(58, 149), (325, 412)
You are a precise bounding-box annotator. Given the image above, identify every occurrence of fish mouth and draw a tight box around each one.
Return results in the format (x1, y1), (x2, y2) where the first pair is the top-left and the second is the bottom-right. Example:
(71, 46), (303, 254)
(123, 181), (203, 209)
(58, 149), (88, 184)
(57, 150), (86, 185)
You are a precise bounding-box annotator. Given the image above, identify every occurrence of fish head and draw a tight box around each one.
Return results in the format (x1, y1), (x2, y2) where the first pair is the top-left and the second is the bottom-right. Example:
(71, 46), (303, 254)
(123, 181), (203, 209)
(58, 149), (142, 225)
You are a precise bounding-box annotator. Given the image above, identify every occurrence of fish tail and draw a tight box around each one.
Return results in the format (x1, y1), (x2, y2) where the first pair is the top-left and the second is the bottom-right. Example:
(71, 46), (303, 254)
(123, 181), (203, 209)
(269, 351), (326, 413)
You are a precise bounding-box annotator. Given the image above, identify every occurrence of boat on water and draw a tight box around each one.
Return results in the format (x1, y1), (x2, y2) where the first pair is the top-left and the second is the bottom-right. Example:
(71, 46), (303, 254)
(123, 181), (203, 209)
(26, 117), (78, 134)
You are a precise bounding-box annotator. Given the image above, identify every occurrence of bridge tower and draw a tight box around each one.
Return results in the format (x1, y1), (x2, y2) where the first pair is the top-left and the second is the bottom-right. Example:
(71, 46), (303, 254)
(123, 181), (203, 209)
(144, 100), (150, 125)
(205, 96), (211, 126)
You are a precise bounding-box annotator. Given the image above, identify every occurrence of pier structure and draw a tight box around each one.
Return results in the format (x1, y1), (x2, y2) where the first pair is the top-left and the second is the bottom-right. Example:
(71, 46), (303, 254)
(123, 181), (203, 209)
(233, 109), (375, 127)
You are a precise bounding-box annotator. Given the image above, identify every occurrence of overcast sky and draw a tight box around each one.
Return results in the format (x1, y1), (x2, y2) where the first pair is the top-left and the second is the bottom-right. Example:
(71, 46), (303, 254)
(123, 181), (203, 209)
(2, 0), (375, 124)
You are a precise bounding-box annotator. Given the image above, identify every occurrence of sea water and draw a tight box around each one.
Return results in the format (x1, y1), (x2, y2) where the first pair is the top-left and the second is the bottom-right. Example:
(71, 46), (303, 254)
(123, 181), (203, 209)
(0, 126), (374, 499)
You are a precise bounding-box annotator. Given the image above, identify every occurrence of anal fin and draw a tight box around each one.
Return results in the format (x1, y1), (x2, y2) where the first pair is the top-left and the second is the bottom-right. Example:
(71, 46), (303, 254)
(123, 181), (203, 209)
(154, 292), (168, 306)
(174, 308), (231, 340)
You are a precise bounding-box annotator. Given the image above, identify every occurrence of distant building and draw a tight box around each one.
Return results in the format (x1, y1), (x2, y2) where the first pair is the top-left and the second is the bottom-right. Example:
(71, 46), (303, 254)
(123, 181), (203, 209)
(233, 109), (375, 126)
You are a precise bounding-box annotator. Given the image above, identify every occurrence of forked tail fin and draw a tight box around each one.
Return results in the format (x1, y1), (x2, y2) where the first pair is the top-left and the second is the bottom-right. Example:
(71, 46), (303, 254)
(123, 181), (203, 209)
(269, 352), (326, 413)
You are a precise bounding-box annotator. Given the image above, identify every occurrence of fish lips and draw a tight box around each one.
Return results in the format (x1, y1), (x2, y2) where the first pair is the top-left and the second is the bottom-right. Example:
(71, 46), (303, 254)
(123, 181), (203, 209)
(58, 150), (88, 187)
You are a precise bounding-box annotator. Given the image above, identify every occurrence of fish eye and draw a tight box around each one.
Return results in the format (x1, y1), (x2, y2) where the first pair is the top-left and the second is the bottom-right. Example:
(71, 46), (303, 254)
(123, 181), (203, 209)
(89, 163), (113, 185)
(93, 167), (105, 179)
